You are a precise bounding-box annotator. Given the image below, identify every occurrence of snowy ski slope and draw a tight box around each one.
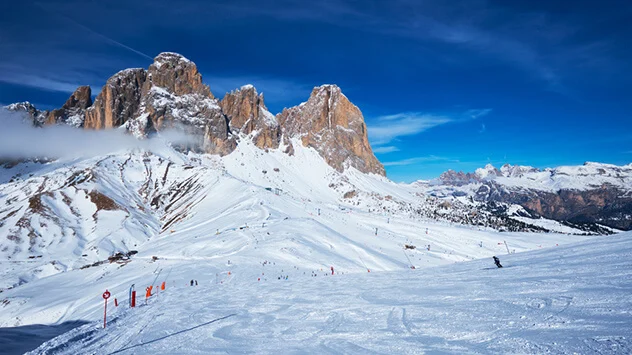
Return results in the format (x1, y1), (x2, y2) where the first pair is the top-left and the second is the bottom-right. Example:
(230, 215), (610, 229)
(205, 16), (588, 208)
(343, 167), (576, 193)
(1, 138), (626, 354)
(23, 232), (632, 354)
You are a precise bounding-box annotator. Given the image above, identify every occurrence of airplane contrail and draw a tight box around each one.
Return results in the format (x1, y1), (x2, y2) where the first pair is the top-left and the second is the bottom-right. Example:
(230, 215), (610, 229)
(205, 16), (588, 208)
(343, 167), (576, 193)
(34, 2), (154, 61)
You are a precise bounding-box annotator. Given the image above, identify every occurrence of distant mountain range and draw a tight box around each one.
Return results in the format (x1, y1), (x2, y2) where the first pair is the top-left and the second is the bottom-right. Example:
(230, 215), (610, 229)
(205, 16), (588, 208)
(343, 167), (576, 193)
(416, 162), (632, 231)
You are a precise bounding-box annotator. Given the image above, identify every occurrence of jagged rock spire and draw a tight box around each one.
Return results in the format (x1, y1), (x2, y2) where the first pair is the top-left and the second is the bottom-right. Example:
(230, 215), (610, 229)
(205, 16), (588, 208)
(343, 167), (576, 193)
(5, 54), (386, 174)
(277, 84), (385, 176)
(220, 85), (280, 150)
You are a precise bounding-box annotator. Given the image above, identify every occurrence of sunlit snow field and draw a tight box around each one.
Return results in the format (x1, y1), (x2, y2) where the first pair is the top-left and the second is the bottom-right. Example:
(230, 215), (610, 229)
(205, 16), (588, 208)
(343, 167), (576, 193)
(22, 232), (632, 354)
(1, 140), (630, 354)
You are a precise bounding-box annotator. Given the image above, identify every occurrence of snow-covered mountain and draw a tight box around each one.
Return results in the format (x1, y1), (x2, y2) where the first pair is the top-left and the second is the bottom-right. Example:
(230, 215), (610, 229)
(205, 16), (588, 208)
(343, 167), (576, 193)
(1, 52), (624, 294)
(0, 139), (564, 294)
(2, 137), (622, 353)
(1, 51), (630, 353)
(416, 162), (632, 232)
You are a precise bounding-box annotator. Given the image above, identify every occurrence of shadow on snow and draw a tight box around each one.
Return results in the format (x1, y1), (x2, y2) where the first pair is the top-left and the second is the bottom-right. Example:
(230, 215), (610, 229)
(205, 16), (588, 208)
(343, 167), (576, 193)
(0, 320), (89, 355)
(107, 313), (237, 354)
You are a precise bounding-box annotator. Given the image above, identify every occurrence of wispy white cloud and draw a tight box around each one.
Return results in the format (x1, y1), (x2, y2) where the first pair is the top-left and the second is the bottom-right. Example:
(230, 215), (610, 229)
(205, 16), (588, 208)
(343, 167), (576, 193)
(467, 109), (492, 120)
(478, 123), (486, 134)
(368, 113), (451, 146)
(0, 68), (98, 93)
(0, 110), (193, 160)
(213, 0), (622, 94)
(383, 155), (455, 167)
(368, 108), (491, 146)
(373, 146), (400, 154)
(0, 41), (139, 95)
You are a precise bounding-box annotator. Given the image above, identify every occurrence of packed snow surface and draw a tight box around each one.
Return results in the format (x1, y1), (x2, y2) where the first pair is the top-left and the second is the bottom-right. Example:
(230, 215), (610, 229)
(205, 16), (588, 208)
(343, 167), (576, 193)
(23, 232), (632, 354)
(1, 140), (630, 354)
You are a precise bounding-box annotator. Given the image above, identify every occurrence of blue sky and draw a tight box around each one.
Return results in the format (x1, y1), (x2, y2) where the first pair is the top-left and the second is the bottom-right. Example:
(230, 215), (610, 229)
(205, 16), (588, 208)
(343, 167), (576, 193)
(1, 0), (631, 181)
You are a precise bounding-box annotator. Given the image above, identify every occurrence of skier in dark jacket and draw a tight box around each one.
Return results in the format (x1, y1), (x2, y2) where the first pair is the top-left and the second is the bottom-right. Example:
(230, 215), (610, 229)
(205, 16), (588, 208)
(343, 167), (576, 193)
(493, 256), (503, 268)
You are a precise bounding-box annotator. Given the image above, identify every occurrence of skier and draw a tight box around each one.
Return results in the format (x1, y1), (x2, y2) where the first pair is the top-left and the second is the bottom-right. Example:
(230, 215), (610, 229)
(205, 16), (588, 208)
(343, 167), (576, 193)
(190, 280), (194, 286)
(195, 280), (198, 286)
(493, 256), (503, 268)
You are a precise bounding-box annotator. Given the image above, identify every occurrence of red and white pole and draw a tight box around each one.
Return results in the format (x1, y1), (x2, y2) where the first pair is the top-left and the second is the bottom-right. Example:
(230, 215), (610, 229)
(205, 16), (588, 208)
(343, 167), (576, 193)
(102, 290), (111, 329)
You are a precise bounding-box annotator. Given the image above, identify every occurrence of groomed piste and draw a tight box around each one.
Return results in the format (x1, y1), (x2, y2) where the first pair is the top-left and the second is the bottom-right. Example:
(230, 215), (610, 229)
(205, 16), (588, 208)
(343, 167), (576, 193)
(23, 232), (632, 354)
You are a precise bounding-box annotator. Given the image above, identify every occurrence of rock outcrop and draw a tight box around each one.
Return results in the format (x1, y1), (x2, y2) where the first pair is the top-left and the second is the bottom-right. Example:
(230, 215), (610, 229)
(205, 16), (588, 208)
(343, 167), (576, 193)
(4, 102), (47, 126)
(220, 85), (280, 149)
(139, 53), (234, 154)
(146, 52), (211, 97)
(6, 87), (92, 128)
(5, 54), (385, 170)
(84, 69), (146, 129)
(276, 85), (385, 175)
(45, 86), (92, 127)
(84, 53), (234, 155)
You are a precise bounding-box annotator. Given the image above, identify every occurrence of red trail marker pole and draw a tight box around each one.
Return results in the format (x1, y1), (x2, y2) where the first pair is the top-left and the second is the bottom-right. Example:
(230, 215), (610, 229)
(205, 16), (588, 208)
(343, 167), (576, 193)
(102, 290), (111, 329)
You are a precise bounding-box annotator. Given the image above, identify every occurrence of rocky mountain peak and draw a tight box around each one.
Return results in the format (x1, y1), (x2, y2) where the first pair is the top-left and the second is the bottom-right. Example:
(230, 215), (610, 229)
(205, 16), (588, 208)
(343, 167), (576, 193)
(4, 102), (38, 116)
(62, 86), (92, 111)
(5, 52), (388, 174)
(44, 86), (93, 127)
(3, 102), (48, 127)
(475, 164), (502, 179)
(277, 85), (385, 175)
(147, 52), (211, 97)
(133, 53), (233, 154)
(6, 86), (93, 128)
(220, 85), (280, 150)
(220, 84), (267, 129)
(310, 84), (341, 97)
(85, 68), (147, 129)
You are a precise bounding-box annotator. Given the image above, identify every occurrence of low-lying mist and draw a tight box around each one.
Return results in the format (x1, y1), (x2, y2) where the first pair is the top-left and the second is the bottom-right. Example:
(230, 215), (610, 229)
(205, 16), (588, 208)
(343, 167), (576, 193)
(0, 110), (196, 160)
